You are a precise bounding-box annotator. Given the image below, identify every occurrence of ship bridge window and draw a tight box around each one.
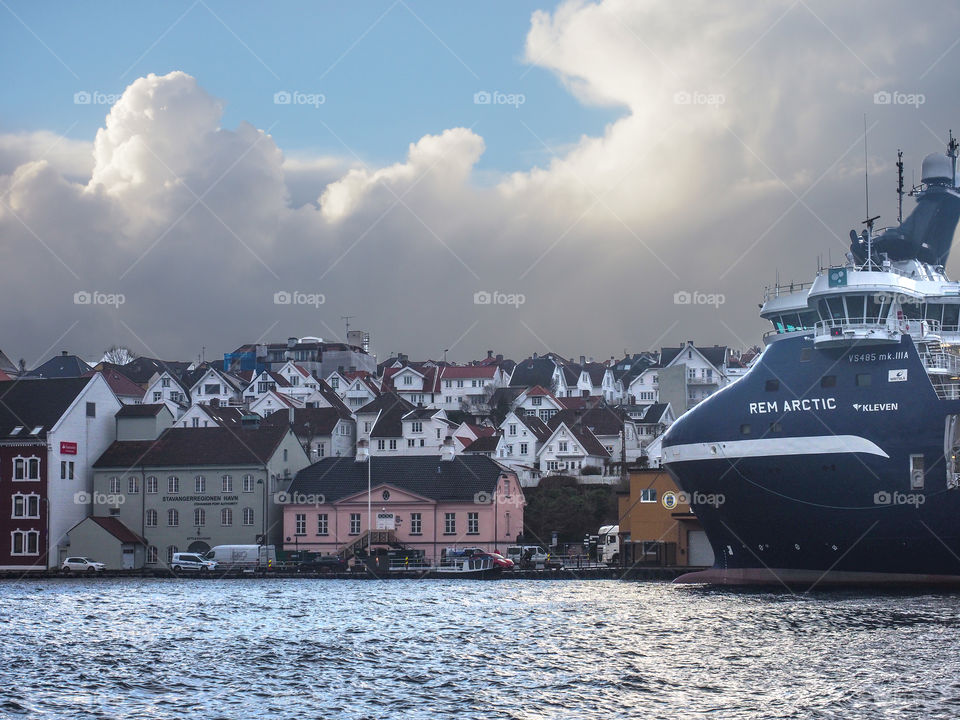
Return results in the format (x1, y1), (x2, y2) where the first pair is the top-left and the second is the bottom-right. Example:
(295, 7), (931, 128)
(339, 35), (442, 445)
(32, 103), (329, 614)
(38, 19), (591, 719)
(865, 295), (884, 322)
(740, 424), (752, 435)
(769, 421), (782, 432)
(765, 379), (779, 392)
(855, 373), (871, 387)
(902, 301), (922, 321)
(821, 375), (837, 388)
(826, 297), (845, 322)
(799, 311), (818, 328)
(925, 303), (944, 323)
(944, 304), (959, 330)
(844, 295), (866, 324)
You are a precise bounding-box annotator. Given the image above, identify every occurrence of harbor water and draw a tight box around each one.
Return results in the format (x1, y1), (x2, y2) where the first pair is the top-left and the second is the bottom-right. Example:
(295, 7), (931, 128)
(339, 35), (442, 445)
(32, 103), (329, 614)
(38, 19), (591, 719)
(1, 578), (958, 719)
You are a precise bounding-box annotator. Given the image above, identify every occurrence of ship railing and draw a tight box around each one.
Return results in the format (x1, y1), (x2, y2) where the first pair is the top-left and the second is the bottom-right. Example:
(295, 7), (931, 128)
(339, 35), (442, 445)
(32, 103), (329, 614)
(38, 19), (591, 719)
(920, 351), (960, 374)
(763, 280), (814, 301)
(814, 318), (940, 341)
(930, 381), (960, 400)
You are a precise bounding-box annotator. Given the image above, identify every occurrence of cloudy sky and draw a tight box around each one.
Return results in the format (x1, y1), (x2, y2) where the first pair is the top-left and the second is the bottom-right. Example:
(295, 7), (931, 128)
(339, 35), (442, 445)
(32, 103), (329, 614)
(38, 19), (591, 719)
(1, 1), (958, 368)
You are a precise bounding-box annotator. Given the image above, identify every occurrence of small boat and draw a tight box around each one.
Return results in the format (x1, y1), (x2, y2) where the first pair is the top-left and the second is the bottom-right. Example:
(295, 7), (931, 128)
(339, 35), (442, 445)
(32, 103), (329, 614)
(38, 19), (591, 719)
(431, 550), (506, 579)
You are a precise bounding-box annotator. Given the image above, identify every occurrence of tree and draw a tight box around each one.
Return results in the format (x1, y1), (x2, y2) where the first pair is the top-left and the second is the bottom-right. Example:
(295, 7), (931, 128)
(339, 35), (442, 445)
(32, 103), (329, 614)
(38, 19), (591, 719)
(101, 346), (138, 365)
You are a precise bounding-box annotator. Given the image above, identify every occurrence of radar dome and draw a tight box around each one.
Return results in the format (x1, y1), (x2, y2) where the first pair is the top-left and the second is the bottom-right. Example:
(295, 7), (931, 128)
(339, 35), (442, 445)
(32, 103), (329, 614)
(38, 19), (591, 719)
(921, 152), (953, 185)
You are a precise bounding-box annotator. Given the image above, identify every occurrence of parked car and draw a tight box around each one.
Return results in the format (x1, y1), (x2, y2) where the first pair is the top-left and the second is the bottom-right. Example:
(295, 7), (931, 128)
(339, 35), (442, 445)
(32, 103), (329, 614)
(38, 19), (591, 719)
(506, 545), (559, 568)
(170, 553), (218, 572)
(296, 555), (347, 574)
(62, 557), (105, 574)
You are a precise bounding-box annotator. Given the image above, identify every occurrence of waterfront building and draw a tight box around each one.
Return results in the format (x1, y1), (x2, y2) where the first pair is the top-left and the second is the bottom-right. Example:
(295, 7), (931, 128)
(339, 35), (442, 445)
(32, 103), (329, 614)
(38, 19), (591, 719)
(537, 418), (612, 483)
(88, 421), (309, 566)
(496, 411), (551, 487)
(616, 468), (714, 567)
(0, 375), (121, 570)
(281, 443), (524, 564)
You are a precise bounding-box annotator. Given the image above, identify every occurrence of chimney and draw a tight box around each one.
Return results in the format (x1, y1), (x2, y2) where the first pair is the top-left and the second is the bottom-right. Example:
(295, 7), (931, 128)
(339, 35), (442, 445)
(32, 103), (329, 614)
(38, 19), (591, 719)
(441, 436), (456, 461)
(287, 337), (298, 349)
(288, 406), (295, 426)
(355, 438), (370, 462)
(241, 414), (261, 429)
(533, 353), (538, 360)
(487, 350), (493, 359)
(61, 350), (68, 356)
(580, 355), (585, 365)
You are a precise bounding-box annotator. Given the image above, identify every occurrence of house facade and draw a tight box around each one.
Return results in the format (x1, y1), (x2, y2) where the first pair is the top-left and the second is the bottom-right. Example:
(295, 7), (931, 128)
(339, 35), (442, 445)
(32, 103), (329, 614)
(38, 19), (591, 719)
(282, 452), (524, 564)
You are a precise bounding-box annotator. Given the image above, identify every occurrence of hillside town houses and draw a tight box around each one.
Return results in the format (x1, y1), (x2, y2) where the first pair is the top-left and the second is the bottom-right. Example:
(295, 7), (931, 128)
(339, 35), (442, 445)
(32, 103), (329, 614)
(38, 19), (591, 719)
(0, 335), (757, 570)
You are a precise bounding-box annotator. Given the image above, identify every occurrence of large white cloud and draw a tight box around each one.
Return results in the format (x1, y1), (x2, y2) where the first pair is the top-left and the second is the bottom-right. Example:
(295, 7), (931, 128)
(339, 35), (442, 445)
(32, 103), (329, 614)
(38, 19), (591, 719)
(1, 1), (958, 366)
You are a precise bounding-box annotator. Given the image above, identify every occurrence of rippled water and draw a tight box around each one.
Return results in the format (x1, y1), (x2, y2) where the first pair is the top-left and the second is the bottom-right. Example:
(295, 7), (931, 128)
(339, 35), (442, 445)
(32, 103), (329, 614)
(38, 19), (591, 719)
(1, 579), (959, 719)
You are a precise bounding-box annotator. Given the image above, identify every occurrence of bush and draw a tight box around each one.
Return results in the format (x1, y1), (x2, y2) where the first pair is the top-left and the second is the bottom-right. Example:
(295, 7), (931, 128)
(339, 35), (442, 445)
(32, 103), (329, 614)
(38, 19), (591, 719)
(581, 466), (602, 476)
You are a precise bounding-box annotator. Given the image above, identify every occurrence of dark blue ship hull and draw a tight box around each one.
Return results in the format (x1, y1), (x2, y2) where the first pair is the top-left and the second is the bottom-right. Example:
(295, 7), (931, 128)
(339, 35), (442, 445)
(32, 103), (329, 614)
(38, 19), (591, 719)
(662, 334), (960, 586)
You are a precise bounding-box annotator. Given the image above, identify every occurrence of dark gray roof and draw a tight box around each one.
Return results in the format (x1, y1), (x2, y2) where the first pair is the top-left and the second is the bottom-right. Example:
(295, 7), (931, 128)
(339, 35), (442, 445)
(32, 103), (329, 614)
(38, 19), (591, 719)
(263, 407), (348, 436)
(403, 406), (442, 421)
(0, 377), (91, 438)
(289, 455), (509, 503)
(116, 403), (167, 418)
(638, 402), (671, 424)
(514, 412), (552, 442)
(112, 357), (192, 385)
(550, 406), (624, 437)
(25, 354), (92, 379)
(94, 425), (290, 468)
(660, 344), (728, 369)
(509, 358), (557, 388)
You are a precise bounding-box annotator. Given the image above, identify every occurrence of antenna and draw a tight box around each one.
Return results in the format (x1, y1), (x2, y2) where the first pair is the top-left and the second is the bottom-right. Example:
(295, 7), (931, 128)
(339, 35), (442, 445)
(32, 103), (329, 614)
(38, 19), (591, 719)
(949, 129), (958, 187)
(860, 115), (880, 268)
(342, 315), (353, 339)
(896, 149), (904, 225)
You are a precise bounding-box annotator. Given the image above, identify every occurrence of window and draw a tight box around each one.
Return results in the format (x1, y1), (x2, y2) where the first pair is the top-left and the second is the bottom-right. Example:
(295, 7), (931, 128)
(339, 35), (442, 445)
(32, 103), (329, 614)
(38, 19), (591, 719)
(221, 508), (233, 526)
(191, 417), (199, 428)
(146, 546), (158, 564)
(740, 424), (752, 435)
(520, 443), (528, 455)
(161, 377), (170, 388)
(640, 488), (657, 503)
(195, 476), (206, 493)
(243, 475), (254, 493)
(283, 449), (288, 461)
(407, 439), (415, 448)
(389, 440), (397, 450)
(194, 508), (206, 527)
(109, 476), (121, 494)
(11, 530), (39, 555)
(456, 380), (464, 388)
(532, 396), (542, 406)
(444, 513), (456, 534)
(317, 513), (329, 535)
(508, 424), (517, 436)
(146, 476), (158, 494)
(295, 513), (306, 535)
(547, 461), (559, 471)
(167, 509), (179, 527)
(153, 392), (162, 402)
(910, 454), (925, 489)
(856, 373), (871, 387)
(168, 476), (180, 494)
(14, 457), (41, 481)
(559, 441), (568, 453)
(128, 477), (139, 494)
(765, 379), (779, 392)
(821, 375), (837, 388)
(86, 402), (96, 418)
(242, 508), (254, 526)
(467, 512), (479, 535)
(412, 421), (423, 433)
(769, 421), (782, 432)
(60, 461), (74, 480)
(146, 509), (157, 527)
(222, 475), (233, 492)
(410, 513), (422, 535)
(364, 422), (371, 433)
(377, 440), (385, 450)
(403, 375), (413, 386)
(349, 513), (361, 535)
(12, 494), (39, 519)
(204, 384), (220, 395)
(166, 546), (178, 564)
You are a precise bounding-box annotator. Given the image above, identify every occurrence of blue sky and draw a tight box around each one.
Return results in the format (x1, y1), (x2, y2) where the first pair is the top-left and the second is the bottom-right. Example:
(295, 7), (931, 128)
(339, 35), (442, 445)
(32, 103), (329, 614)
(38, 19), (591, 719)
(0, 1), (622, 173)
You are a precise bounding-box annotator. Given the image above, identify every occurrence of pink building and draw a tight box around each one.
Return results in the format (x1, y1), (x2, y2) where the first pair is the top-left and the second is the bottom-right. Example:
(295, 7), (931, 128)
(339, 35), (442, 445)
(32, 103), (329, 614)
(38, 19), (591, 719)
(282, 444), (524, 564)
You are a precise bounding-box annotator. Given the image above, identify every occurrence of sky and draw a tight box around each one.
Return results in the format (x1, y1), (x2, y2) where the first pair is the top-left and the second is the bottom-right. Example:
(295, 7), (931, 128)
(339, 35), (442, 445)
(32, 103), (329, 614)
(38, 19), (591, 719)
(1, 0), (958, 367)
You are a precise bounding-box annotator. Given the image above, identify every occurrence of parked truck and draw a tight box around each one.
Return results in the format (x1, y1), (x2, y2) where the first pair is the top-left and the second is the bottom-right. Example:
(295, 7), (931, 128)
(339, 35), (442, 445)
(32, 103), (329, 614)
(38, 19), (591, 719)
(597, 525), (621, 565)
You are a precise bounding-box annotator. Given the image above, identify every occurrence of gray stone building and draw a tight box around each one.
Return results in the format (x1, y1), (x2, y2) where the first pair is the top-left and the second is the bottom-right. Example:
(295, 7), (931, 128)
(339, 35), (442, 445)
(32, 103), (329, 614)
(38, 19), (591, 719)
(85, 416), (310, 567)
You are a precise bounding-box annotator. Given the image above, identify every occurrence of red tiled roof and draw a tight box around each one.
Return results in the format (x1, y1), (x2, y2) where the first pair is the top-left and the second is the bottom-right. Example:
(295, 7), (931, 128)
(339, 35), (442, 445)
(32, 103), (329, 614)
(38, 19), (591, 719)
(440, 365), (497, 379)
(525, 385), (553, 397)
(89, 516), (146, 544)
(83, 369), (145, 399)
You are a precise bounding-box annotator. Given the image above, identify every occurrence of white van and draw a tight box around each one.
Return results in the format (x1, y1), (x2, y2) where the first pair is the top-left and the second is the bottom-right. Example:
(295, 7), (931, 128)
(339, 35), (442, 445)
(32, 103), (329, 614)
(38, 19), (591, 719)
(506, 545), (552, 567)
(204, 545), (276, 570)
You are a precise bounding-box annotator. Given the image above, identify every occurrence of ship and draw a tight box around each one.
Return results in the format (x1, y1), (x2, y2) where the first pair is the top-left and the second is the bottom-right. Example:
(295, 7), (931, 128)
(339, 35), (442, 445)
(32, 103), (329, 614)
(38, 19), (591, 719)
(662, 133), (960, 586)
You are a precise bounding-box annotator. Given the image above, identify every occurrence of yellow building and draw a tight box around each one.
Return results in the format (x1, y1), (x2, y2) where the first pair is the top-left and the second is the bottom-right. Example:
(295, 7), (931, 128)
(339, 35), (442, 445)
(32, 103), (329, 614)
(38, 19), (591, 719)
(617, 468), (715, 567)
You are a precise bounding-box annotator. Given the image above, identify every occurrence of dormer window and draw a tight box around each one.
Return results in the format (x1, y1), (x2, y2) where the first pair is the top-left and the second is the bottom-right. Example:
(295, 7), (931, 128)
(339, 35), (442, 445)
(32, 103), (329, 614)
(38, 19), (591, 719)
(30, 426), (42, 436)
(10, 426), (22, 436)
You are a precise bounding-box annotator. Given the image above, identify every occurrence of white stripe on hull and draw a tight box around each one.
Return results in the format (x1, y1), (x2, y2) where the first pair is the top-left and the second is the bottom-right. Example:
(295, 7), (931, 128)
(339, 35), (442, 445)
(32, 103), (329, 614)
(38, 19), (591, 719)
(663, 435), (888, 462)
